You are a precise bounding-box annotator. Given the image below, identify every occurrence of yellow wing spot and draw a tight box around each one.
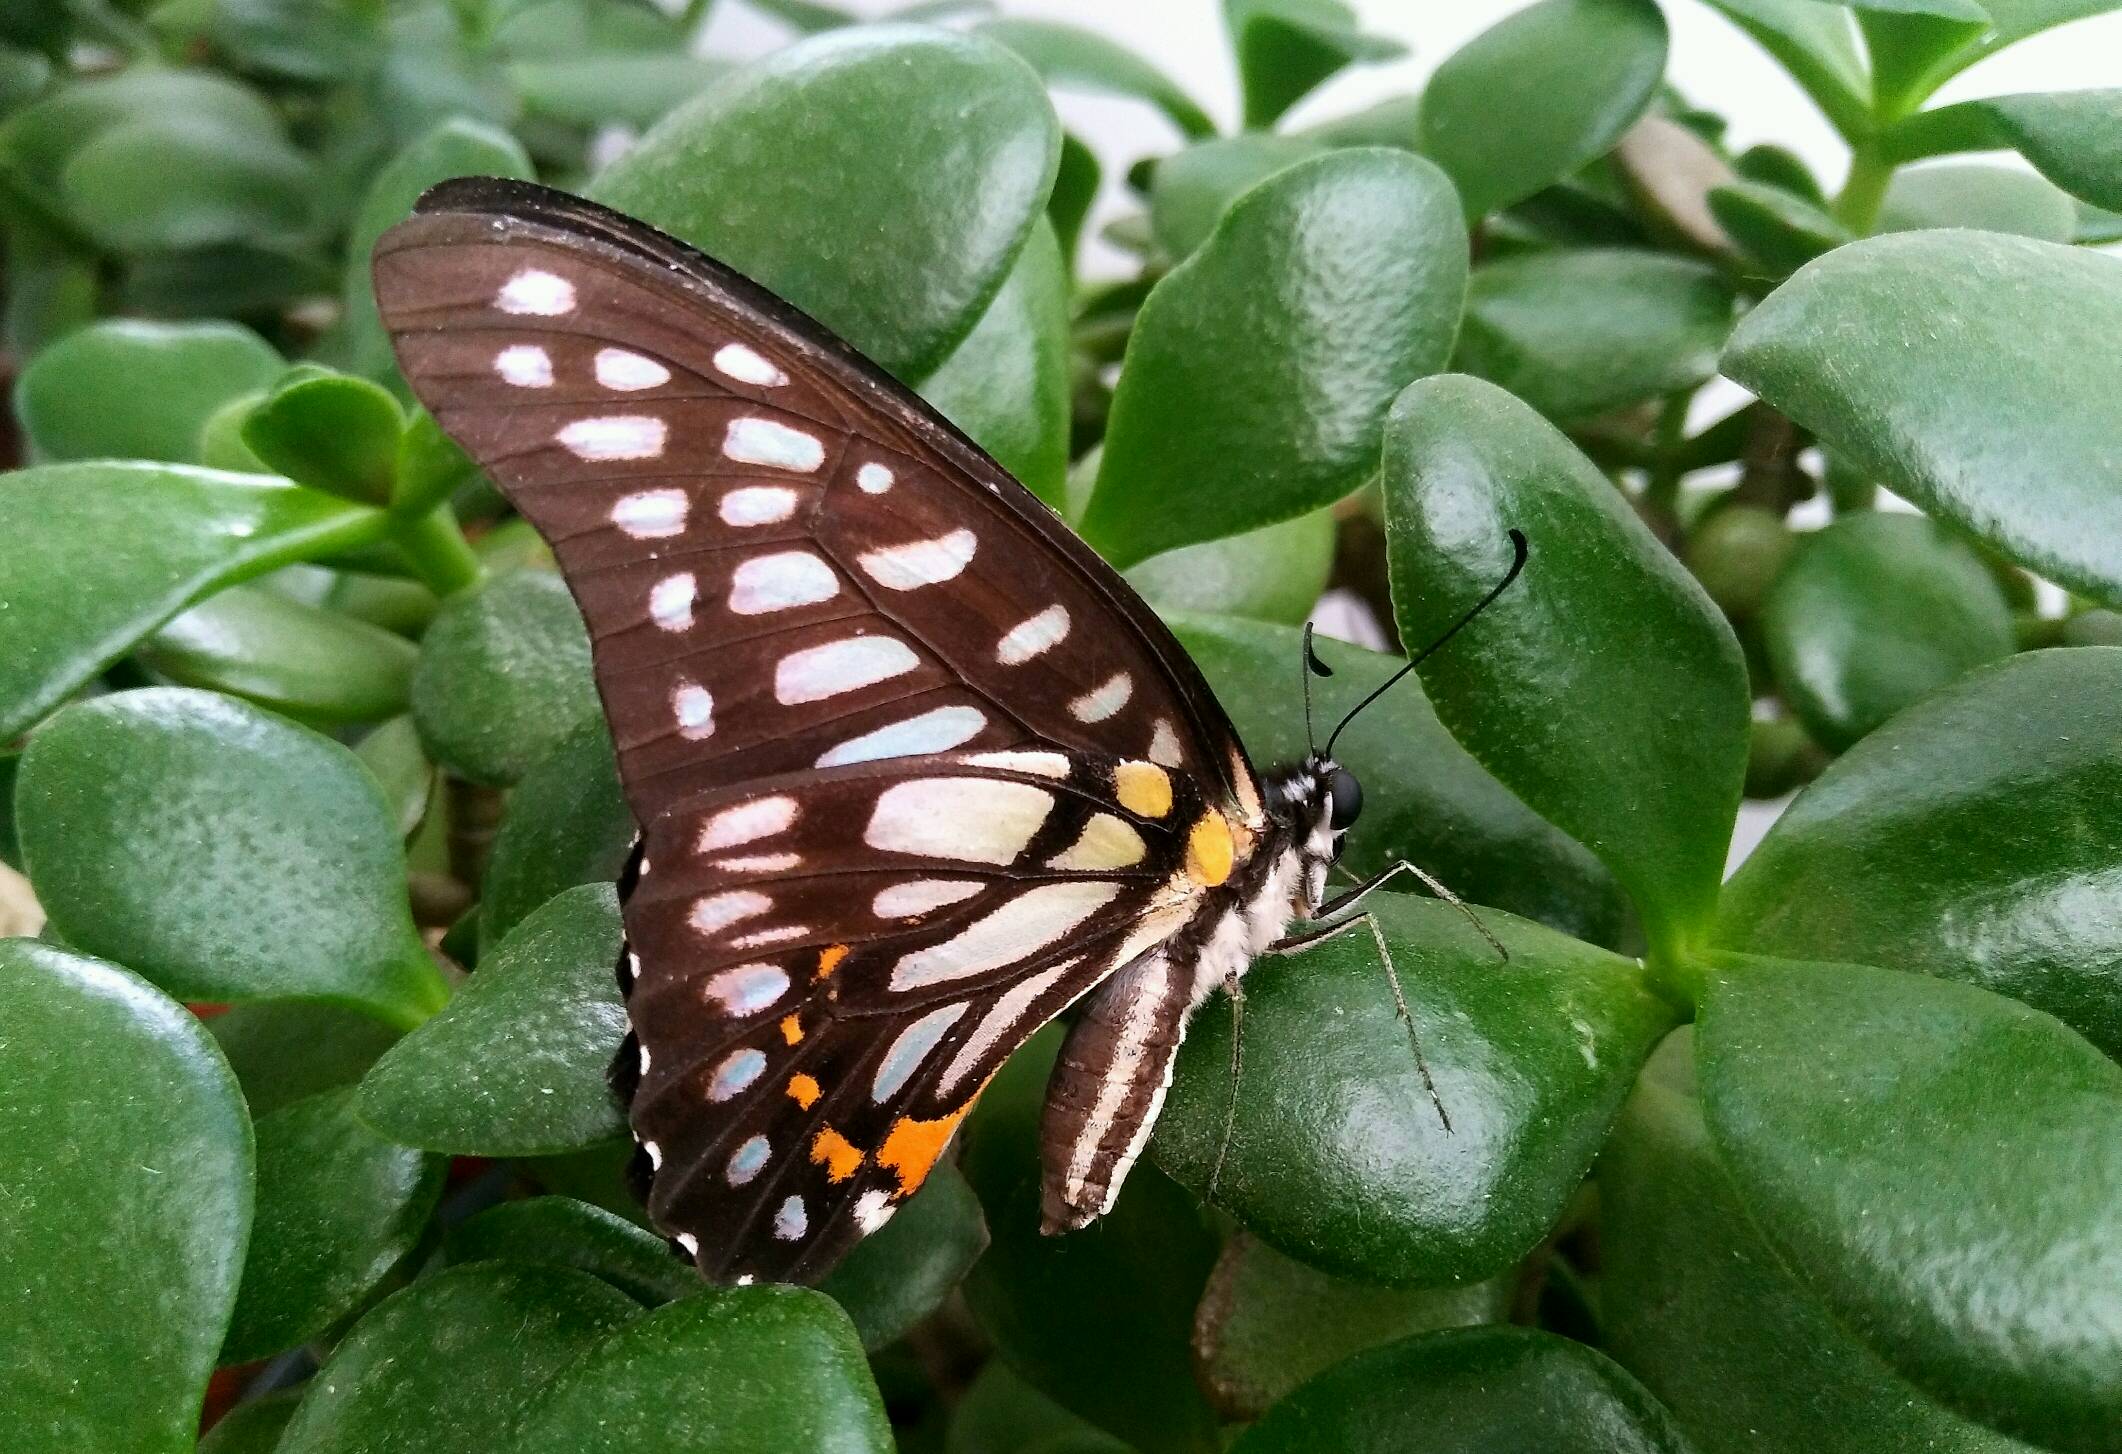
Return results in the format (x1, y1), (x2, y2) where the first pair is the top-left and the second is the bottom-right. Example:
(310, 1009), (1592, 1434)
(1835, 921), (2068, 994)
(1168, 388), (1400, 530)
(878, 1099), (979, 1196)
(779, 1014), (803, 1046)
(815, 944), (848, 980)
(1186, 812), (1235, 888)
(1113, 760), (1172, 819)
(809, 1126), (864, 1182)
(787, 1073), (821, 1109)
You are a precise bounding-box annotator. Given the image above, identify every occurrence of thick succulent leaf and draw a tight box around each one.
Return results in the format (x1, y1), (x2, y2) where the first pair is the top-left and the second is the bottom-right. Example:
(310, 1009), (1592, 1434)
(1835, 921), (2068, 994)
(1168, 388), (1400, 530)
(1127, 513), (1335, 626)
(1416, 0), (1669, 219)
(1154, 893), (1674, 1284)
(1878, 162), (2078, 241)
(60, 113), (315, 253)
(1699, 956), (2122, 1454)
(1147, 134), (1324, 261)
(1709, 180), (1851, 276)
(819, 1162), (989, 1351)
(480, 720), (634, 953)
(198, 1393), (303, 1454)
(1886, 89), (2122, 211)
(354, 715), (436, 840)
(594, 24), (1060, 380)
(509, 54), (728, 131)
(14, 318), (281, 463)
(947, 1361), (1130, 1454)
(239, 371), (406, 509)
(1381, 376), (1749, 962)
(0, 463), (381, 740)
(1723, 230), (2122, 606)
(0, 942), (252, 1454)
(410, 569), (598, 787)
(1697, 0), (1868, 138)
(206, 1000), (404, 1118)
(975, 17), (1213, 138)
(445, 1195), (700, 1305)
(138, 585), (419, 727)
(1719, 647), (2122, 1059)
(1225, 0), (1405, 130)
(1082, 149), (1466, 566)
(17, 689), (444, 1025)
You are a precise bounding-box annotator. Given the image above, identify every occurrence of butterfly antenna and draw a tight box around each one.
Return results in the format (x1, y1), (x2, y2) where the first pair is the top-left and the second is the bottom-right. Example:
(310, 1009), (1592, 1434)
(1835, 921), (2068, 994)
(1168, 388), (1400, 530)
(1323, 529), (1527, 757)
(1300, 622), (1331, 756)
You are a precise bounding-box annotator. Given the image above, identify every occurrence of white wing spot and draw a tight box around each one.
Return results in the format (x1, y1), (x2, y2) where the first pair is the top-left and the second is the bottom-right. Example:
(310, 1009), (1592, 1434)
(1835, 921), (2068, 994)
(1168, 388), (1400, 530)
(856, 462), (894, 493)
(643, 1140), (662, 1170)
(773, 1195), (808, 1241)
(611, 488), (686, 538)
(939, 963), (1075, 1095)
(873, 1003), (969, 1102)
(623, 950), (640, 984)
(866, 779), (1053, 865)
(560, 415), (666, 461)
(1148, 718), (1184, 768)
(719, 486), (799, 526)
(495, 267), (574, 315)
(698, 796), (796, 851)
(1070, 672), (1133, 723)
(702, 963), (790, 1015)
(690, 890), (770, 937)
(815, 705), (986, 767)
(996, 605), (1069, 665)
(714, 343), (787, 387)
(775, 637), (920, 704)
(872, 880), (983, 919)
(854, 1189), (896, 1233)
(676, 1232), (700, 1256)
(891, 883), (1119, 990)
(1046, 813), (1147, 871)
(961, 750), (1071, 779)
(494, 344), (552, 387)
(715, 854), (802, 875)
(649, 572), (696, 631)
(594, 347), (671, 391)
(859, 529), (977, 591)
(672, 682), (714, 739)
(728, 551), (838, 615)
(730, 921), (809, 947)
(724, 416), (824, 472)
(727, 1135), (771, 1185)
(707, 1047), (766, 1102)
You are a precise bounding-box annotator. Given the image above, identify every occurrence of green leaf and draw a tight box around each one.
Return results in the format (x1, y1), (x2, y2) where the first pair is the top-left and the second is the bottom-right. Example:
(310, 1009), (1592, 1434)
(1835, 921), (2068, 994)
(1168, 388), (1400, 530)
(341, 118), (535, 379)
(0, 942), (252, 1454)
(241, 371), (407, 509)
(1083, 149), (1466, 566)
(1723, 230), (2122, 607)
(1230, 1326), (1693, 1454)
(206, 1000), (404, 1118)
(1719, 647), (2122, 1058)
(1878, 162), (2078, 240)
(1760, 512), (2014, 751)
(961, 1025), (1222, 1454)
(594, 25), (1060, 380)
(948, 1361), (1129, 1454)
(360, 882), (627, 1155)
(223, 1087), (446, 1362)
(411, 569), (598, 787)
(1454, 250), (1734, 423)
(510, 54), (728, 130)
(820, 1162), (988, 1351)
(199, 1392), (303, 1454)
(1707, 180), (1851, 276)
(1602, 1032), (2047, 1454)
(1153, 894), (1674, 1283)
(445, 1195), (700, 1305)
(505, 1286), (892, 1454)
(1885, 90), (2122, 212)
(1171, 614), (1630, 946)
(1195, 1232), (1511, 1422)
(15, 318), (282, 463)
(1381, 376), (1749, 962)
(151, 0), (384, 83)
(1697, 0), (1867, 138)
(355, 715), (436, 840)
(1047, 132), (1100, 268)
(17, 688), (444, 1025)
(275, 1262), (640, 1454)
(1225, 0), (1405, 130)
(0, 464), (384, 741)
(919, 218), (1069, 507)
(1126, 512), (1334, 625)
(137, 585), (419, 726)
(60, 113), (315, 253)
(975, 18), (1213, 138)
(1861, 12), (1992, 119)
(1417, 0), (1669, 219)
(481, 720), (633, 955)
(1147, 134), (1323, 261)
(1699, 957), (2122, 1454)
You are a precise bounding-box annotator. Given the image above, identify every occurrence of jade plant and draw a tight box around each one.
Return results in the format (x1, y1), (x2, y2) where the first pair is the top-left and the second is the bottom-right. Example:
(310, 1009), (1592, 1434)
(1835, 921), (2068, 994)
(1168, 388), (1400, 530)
(3, 1), (2121, 1451)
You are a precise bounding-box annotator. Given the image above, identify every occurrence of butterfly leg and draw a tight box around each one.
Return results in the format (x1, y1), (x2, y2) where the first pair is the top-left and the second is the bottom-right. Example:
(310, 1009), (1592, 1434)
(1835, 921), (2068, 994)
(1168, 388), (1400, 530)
(1205, 969), (1246, 1204)
(1308, 859), (1508, 964)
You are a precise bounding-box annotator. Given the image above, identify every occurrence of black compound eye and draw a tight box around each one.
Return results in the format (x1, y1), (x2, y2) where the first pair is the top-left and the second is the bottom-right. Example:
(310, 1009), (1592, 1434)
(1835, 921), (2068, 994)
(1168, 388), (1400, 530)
(1327, 768), (1363, 831)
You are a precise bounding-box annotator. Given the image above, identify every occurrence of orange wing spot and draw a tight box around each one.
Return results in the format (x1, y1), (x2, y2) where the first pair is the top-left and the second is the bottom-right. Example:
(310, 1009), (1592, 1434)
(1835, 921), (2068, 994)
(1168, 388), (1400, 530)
(779, 1013), (804, 1045)
(787, 1073), (821, 1109)
(1113, 760), (1173, 819)
(809, 1126), (864, 1182)
(815, 944), (848, 980)
(1186, 812), (1235, 888)
(878, 1099), (978, 1196)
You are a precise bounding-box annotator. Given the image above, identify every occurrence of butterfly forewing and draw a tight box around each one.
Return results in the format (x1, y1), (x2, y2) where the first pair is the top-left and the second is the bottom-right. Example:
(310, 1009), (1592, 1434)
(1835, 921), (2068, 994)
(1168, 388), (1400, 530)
(373, 178), (1263, 1284)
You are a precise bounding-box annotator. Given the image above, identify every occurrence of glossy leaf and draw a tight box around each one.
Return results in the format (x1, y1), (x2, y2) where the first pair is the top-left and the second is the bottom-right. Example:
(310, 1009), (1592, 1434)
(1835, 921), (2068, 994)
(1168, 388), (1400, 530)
(355, 715), (436, 840)
(961, 1025), (1222, 1454)
(1417, 0), (1669, 219)
(1171, 614), (1630, 946)
(1699, 957), (2122, 1453)
(137, 585), (419, 726)
(1454, 250), (1733, 422)
(1147, 134), (1322, 260)
(17, 689), (444, 1025)
(1602, 1033), (2046, 1454)
(61, 114), (314, 253)
(207, 1000), (404, 1118)
(820, 1162), (989, 1351)
(360, 883), (627, 1155)
(15, 319), (281, 463)
(198, 1393), (303, 1454)
(410, 569), (598, 787)
(0, 942), (252, 1454)
(1048, 132), (1100, 267)
(1231, 1326), (1693, 1454)
(595, 25), (1059, 380)
(1708, 180), (1851, 275)
(976, 18), (1213, 138)
(445, 1196), (699, 1306)
(0, 464), (382, 740)
(1381, 376), (1749, 961)
(510, 54), (727, 130)
(223, 1087), (446, 1363)
(1878, 162), (2078, 241)
(1127, 513), (1334, 625)
(1724, 231), (2122, 606)
(1154, 893), (1673, 1282)
(1886, 89), (2122, 211)
(1761, 512), (2014, 751)
(1696, 0), (1867, 139)
(240, 371), (406, 509)
(1083, 149), (1466, 566)
(505, 1286), (892, 1454)
(1719, 647), (2122, 1058)
(1225, 0), (1405, 130)
(919, 218), (1069, 508)
(275, 1262), (639, 1454)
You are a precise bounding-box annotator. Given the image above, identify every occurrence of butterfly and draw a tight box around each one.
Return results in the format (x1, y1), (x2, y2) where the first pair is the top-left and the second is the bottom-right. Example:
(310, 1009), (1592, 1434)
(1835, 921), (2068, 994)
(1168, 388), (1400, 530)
(373, 177), (1523, 1287)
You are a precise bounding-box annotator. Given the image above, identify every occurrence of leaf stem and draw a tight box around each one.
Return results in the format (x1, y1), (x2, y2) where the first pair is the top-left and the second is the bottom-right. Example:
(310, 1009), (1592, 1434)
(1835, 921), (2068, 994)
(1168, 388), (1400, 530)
(392, 506), (485, 598)
(1833, 146), (1896, 235)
